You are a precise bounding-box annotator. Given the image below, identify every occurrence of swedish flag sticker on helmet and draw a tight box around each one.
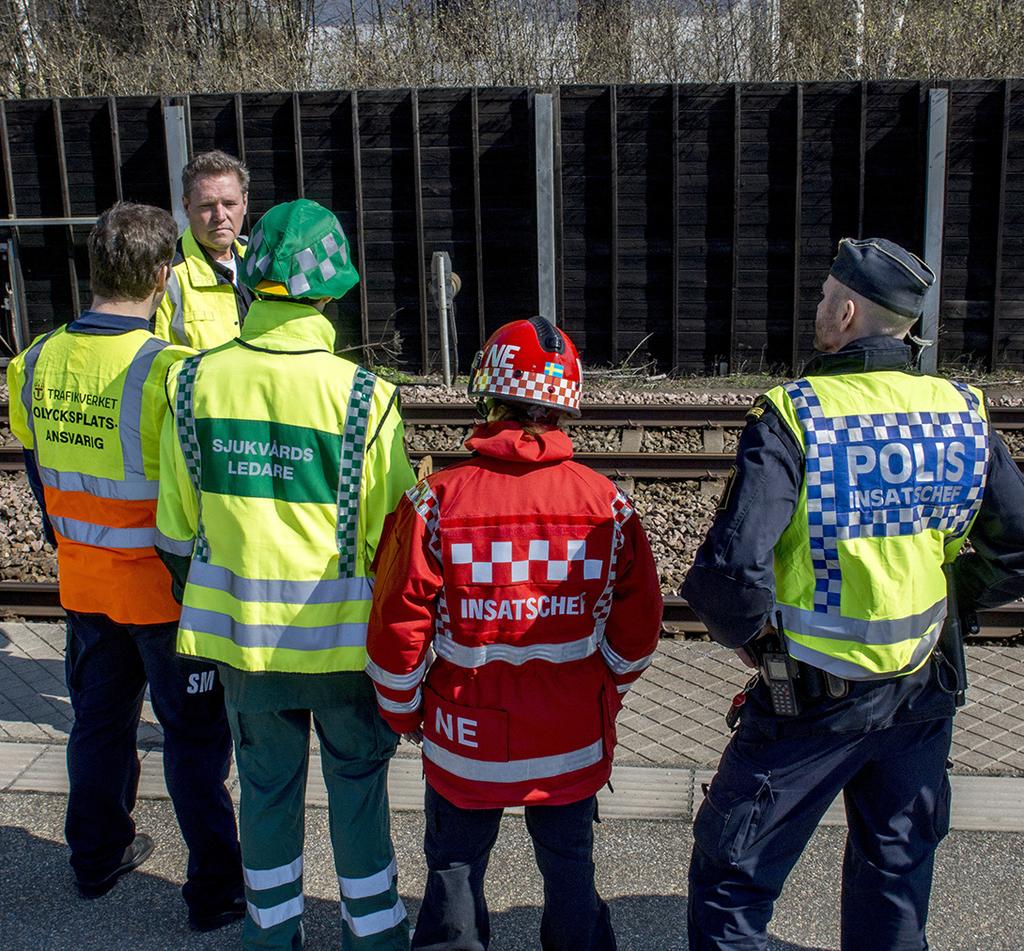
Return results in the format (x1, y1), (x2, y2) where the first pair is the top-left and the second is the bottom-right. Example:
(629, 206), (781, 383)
(240, 199), (359, 301)
(544, 361), (564, 378)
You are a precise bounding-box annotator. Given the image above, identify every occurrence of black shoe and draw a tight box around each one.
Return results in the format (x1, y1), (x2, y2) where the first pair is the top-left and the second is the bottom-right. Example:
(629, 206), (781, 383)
(188, 895), (247, 933)
(75, 833), (155, 899)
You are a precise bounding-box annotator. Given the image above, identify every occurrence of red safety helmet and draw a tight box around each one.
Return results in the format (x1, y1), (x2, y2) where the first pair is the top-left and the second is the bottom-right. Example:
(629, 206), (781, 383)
(468, 317), (582, 417)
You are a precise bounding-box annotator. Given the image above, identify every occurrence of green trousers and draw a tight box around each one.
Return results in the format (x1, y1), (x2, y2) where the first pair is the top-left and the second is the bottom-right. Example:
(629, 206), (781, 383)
(223, 671), (409, 951)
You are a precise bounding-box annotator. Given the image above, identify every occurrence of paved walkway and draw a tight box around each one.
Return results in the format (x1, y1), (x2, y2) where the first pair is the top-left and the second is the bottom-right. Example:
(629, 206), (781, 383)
(3, 621), (1024, 830)
(5, 792), (1023, 950)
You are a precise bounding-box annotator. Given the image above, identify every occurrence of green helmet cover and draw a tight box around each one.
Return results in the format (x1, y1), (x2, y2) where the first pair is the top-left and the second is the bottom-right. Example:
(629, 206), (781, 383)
(240, 199), (359, 300)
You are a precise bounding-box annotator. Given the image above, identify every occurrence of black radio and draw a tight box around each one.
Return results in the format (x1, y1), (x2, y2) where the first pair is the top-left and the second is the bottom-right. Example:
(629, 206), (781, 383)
(760, 648), (800, 716)
(747, 615), (801, 717)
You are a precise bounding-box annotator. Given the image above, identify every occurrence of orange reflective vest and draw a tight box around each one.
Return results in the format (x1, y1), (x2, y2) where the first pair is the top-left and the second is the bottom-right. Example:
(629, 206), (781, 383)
(7, 313), (193, 623)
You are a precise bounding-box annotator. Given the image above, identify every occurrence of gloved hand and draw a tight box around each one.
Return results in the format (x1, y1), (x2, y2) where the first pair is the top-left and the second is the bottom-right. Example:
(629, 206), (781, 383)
(402, 729), (423, 746)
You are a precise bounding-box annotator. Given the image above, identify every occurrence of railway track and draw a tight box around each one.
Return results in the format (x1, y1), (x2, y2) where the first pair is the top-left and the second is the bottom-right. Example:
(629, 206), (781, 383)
(401, 402), (1024, 431)
(5, 402), (1024, 479)
(6, 400), (1024, 429)
(1, 582), (1021, 640)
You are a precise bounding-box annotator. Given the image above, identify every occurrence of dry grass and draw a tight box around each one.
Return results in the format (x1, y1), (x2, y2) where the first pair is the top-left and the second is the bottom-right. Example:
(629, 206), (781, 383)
(3, 0), (1023, 100)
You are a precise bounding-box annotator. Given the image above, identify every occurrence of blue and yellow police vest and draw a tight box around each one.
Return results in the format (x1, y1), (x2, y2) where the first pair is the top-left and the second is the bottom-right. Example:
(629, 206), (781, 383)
(764, 371), (988, 680)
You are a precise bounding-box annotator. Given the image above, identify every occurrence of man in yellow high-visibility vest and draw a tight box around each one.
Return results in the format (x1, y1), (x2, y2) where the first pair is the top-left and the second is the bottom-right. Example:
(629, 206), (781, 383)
(153, 150), (254, 349)
(7, 202), (243, 928)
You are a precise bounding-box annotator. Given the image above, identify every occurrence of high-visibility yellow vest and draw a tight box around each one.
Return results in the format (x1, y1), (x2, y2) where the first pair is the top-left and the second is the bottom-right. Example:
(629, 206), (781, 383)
(153, 228), (248, 350)
(764, 371), (989, 680)
(6, 315), (193, 623)
(157, 300), (416, 674)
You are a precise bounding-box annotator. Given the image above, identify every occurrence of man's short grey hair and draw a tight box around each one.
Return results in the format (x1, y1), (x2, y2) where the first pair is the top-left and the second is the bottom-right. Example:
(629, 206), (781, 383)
(182, 150), (250, 198)
(857, 294), (917, 337)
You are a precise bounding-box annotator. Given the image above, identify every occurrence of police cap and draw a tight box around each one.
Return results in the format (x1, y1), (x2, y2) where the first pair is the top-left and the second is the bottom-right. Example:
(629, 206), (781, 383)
(829, 238), (936, 320)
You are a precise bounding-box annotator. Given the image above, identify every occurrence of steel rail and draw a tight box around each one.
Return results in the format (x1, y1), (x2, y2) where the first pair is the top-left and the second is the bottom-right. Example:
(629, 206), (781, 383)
(4, 401), (1024, 430)
(1, 582), (1022, 639)
(0, 447), (738, 478)
(5, 445), (1024, 481)
(414, 450), (738, 479)
(402, 402), (1024, 430)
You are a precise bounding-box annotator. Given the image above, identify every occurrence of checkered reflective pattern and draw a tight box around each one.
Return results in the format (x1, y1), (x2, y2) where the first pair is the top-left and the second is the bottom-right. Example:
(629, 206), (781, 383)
(784, 378), (989, 612)
(592, 491), (636, 637)
(435, 589), (452, 640)
(407, 480), (442, 563)
(174, 356), (209, 561)
(470, 365), (581, 413)
(244, 226), (350, 297)
(448, 538), (604, 584)
(335, 367), (376, 576)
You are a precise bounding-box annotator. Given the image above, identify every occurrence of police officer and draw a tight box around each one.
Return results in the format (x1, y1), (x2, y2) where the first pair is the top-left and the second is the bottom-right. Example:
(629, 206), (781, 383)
(153, 150), (254, 349)
(366, 318), (664, 950)
(156, 199), (415, 950)
(682, 238), (1024, 951)
(6, 202), (244, 928)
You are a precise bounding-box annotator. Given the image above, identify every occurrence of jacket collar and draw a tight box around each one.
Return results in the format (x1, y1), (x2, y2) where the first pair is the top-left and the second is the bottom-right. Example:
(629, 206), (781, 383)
(66, 310), (151, 335)
(237, 300), (336, 353)
(182, 227), (247, 289)
(464, 421), (574, 463)
(801, 335), (916, 377)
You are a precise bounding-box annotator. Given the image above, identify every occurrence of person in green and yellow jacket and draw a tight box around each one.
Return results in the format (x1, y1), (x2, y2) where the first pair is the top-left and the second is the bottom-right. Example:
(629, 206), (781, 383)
(156, 199), (415, 951)
(153, 150), (254, 349)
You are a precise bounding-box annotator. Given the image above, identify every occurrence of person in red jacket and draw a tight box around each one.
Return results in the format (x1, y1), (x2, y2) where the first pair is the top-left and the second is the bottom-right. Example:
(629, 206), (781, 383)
(366, 317), (663, 951)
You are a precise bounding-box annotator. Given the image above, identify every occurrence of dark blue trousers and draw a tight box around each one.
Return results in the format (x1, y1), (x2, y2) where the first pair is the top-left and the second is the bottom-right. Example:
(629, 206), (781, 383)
(688, 716), (953, 951)
(413, 785), (616, 951)
(64, 611), (242, 914)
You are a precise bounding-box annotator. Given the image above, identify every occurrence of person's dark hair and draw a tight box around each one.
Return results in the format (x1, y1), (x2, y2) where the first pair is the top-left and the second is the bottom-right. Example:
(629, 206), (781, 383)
(484, 398), (564, 434)
(182, 150), (250, 198)
(87, 202), (177, 301)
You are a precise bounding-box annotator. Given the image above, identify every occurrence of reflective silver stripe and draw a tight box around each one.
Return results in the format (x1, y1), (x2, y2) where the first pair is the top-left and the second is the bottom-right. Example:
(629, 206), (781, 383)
(365, 656), (428, 691)
(616, 683), (630, 695)
(338, 857), (397, 900)
(785, 628), (940, 682)
(433, 633), (597, 669)
(180, 605), (367, 651)
(120, 337), (167, 481)
(777, 598), (946, 647)
(20, 331), (56, 442)
(49, 515), (155, 549)
(247, 895), (304, 930)
(166, 270), (186, 345)
(340, 897), (407, 937)
(599, 641), (655, 676)
(37, 466), (159, 500)
(244, 856), (303, 891)
(374, 687), (421, 715)
(422, 738), (604, 783)
(154, 529), (195, 556)
(187, 560), (373, 605)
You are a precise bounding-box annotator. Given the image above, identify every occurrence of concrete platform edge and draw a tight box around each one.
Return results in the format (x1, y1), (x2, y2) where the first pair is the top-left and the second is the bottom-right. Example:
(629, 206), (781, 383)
(3, 739), (1023, 832)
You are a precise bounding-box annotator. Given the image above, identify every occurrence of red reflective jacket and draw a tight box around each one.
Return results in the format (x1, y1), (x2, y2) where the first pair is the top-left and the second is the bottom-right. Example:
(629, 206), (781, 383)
(366, 421), (663, 808)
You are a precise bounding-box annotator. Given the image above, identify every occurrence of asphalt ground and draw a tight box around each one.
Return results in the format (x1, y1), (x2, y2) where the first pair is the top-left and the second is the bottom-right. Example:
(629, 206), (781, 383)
(2, 792), (1022, 951)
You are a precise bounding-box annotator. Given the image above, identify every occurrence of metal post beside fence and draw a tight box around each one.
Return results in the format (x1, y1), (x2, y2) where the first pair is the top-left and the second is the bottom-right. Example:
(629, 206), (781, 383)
(163, 101), (190, 233)
(432, 251), (455, 386)
(920, 88), (949, 375)
(535, 94), (556, 325)
(2, 237), (29, 353)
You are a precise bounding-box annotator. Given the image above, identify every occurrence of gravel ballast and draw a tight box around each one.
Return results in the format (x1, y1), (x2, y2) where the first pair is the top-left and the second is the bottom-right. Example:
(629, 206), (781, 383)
(3, 377), (1023, 594)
